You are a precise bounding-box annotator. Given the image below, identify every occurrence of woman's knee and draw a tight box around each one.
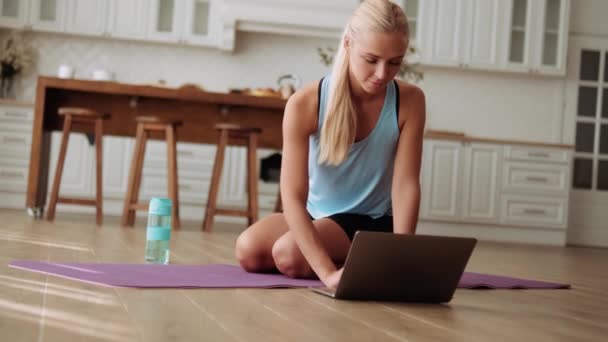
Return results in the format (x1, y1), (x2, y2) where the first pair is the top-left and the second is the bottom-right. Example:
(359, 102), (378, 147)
(235, 232), (271, 272)
(271, 238), (312, 278)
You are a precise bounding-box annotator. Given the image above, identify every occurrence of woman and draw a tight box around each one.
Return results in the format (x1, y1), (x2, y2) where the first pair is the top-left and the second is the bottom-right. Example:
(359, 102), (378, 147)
(235, 0), (426, 289)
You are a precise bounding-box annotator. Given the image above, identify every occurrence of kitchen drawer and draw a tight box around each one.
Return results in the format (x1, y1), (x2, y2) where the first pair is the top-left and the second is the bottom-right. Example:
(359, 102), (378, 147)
(145, 141), (215, 169)
(0, 165), (28, 192)
(502, 162), (569, 195)
(0, 120), (32, 134)
(0, 105), (34, 124)
(500, 194), (567, 229)
(0, 131), (31, 155)
(504, 146), (570, 164)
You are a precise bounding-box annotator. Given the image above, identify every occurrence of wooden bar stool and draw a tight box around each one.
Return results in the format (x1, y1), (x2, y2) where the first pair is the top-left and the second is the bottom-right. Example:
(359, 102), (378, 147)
(46, 107), (109, 225)
(202, 123), (262, 231)
(122, 116), (182, 229)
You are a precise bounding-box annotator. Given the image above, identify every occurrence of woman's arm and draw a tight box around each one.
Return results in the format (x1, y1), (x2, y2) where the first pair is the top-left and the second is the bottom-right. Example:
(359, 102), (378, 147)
(392, 84), (426, 234)
(280, 82), (338, 284)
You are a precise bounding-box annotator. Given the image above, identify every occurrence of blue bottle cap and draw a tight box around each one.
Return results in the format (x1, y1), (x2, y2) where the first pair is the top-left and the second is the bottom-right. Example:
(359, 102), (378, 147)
(149, 197), (172, 216)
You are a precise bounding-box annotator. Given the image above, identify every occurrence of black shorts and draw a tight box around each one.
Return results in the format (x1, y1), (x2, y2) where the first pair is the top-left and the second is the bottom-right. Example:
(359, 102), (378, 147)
(310, 212), (393, 241)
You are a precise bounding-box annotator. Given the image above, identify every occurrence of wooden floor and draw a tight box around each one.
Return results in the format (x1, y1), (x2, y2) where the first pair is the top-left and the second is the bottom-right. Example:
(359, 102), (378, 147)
(0, 208), (606, 342)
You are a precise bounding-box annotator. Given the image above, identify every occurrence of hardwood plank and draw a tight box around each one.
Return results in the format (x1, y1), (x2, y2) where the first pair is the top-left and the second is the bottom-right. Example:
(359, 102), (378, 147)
(2, 209), (608, 342)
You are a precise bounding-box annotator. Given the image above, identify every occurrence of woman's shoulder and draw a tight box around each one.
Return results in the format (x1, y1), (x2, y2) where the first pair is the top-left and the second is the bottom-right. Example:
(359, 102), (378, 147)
(394, 79), (425, 128)
(284, 79), (323, 134)
(394, 79), (425, 101)
(288, 79), (322, 109)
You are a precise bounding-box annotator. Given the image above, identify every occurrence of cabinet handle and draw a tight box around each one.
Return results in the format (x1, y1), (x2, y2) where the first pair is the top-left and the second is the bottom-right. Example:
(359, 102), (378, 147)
(526, 176), (549, 183)
(178, 151), (193, 157)
(179, 184), (192, 191)
(3, 136), (27, 144)
(0, 171), (24, 178)
(523, 208), (546, 215)
(528, 152), (550, 158)
(4, 112), (28, 119)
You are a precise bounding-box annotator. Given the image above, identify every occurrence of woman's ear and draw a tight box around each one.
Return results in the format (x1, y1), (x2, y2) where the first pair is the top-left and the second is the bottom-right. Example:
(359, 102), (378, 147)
(344, 36), (351, 50)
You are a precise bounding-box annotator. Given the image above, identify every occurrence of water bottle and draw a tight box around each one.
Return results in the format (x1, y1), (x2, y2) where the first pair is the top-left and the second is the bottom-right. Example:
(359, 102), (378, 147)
(145, 197), (172, 264)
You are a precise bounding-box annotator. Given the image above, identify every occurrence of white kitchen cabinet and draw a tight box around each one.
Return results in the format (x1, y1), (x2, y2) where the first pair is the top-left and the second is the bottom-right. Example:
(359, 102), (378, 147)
(107, 0), (149, 40)
(148, 0), (183, 42)
(462, 143), (502, 223)
(505, 0), (570, 75)
(534, 0), (570, 75)
(182, 0), (216, 45)
(29, 0), (67, 32)
(425, 0), (467, 67)
(48, 132), (94, 198)
(420, 137), (571, 238)
(499, 144), (571, 229)
(102, 137), (132, 198)
(421, 140), (463, 221)
(64, 0), (107, 36)
(500, 194), (568, 228)
(148, 0), (216, 46)
(400, 0), (420, 43)
(422, 140), (501, 223)
(0, 0), (30, 28)
(424, 0), (507, 70)
(0, 103), (33, 194)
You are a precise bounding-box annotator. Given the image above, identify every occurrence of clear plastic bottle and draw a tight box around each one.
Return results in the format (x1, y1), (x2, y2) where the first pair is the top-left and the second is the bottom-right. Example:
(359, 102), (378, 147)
(145, 197), (172, 264)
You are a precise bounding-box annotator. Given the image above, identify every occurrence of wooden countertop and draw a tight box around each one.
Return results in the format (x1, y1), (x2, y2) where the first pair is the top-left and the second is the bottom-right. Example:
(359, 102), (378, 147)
(424, 129), (574, 149)
(37, 76), (287, 110)
(15, 77), (575, 150)
(0, 98), (34, 107)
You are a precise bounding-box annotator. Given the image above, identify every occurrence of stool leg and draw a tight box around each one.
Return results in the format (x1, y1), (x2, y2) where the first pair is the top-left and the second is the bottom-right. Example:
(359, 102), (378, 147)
(202, 130), (229, 231)
(47, 115), (72, 222)
(94, 118), (104, 225)
(247, 133), (259, 225)
(122, 124), (147, 226)
(166, 125), (180, 229)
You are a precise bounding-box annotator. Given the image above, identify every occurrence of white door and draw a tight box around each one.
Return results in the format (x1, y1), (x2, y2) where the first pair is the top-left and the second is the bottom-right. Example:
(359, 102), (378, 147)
(0, 0), (29, 28)
(400, 0), (420, 43)
(533, 0), (570, 76)
(426, 0), (468, 67)
(421, 140), (463, 220)
(504, 0), (534, 73)
(462, 143), (502, 223)
(182, 0), (215, 46)
(107, 0), (149, 40)
(65, 0), (107, 36)
(148, 0), (184, 43)
(466, 0), (504, 68)
(563, 36), (608, 247)
(29, 0), (67, 32)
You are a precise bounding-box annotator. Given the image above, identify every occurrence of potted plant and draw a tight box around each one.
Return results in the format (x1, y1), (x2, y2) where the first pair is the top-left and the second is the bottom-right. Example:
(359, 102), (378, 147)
(0, 30), (36, 99)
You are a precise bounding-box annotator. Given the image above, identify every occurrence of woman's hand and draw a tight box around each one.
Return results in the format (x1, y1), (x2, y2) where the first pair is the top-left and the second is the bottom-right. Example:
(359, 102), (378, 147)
(322, 267), (344, 289)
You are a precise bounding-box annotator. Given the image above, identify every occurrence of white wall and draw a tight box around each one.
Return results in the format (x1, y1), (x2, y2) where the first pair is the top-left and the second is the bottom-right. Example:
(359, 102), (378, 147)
(9, 30), (334, 100)
(570, 0), (608, 36)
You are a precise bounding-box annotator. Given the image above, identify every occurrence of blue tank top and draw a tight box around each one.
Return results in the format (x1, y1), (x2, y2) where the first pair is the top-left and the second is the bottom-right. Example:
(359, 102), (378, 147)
(307, 76), (400, 219)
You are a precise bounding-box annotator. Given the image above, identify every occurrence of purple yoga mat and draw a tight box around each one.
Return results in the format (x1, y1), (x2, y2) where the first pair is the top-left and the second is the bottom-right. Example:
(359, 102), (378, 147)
(8, 260), (570, 289)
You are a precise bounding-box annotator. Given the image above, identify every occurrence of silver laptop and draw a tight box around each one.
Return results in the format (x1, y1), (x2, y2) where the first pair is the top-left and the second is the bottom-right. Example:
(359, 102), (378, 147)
(311, 231), (477, 302)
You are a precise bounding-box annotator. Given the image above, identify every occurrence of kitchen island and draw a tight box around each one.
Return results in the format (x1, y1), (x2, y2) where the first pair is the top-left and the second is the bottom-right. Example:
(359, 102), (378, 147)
(26, 76), (287, 217)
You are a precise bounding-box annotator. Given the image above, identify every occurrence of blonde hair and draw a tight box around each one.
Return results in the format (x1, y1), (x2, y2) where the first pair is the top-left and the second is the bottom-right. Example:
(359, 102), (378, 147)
(319, 0), (409, 166)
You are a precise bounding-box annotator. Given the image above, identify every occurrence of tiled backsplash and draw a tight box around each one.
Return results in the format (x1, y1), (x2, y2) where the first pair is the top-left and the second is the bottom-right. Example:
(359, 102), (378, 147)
(3, 29), (334, 102)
